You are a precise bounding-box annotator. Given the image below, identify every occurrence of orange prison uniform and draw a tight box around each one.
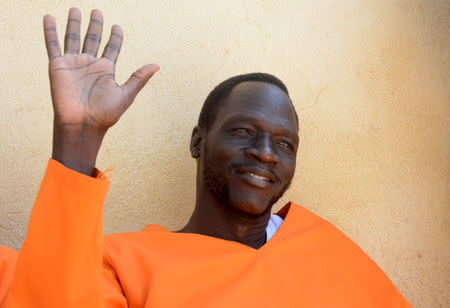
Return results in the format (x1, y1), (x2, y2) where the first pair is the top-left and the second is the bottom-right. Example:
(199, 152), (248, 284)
(1, 159), (412, 307)
(0, 247), (17, 307)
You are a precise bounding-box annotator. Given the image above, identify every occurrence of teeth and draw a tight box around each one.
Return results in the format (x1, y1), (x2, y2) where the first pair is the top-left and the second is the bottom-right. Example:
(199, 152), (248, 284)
(248, 172), (269, 181)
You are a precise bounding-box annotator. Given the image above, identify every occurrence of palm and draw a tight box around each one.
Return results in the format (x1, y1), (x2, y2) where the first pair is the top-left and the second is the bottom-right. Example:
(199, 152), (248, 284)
(44, 8), (158, 130)
(50, 55), (124, 128)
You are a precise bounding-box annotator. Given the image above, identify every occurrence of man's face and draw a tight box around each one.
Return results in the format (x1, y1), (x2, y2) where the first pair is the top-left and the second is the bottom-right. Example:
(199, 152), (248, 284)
(199, 81), (299, 216)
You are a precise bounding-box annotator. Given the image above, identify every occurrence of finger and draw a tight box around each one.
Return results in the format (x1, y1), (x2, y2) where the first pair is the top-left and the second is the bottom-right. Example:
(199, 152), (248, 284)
(121, 64), (160, 106)
(64, 8), (81, 54)
(82, 9), (103, 56)
(102, 25), (123, 64)
(43, 15), (61, 60)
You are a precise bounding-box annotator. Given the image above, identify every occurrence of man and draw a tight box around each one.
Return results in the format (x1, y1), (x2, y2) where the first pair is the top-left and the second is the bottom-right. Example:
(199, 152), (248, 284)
(1, 8), (411, 307)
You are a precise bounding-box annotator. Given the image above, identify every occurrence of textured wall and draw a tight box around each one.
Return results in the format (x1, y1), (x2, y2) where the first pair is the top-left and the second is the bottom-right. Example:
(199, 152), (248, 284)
(0, 1), (448, 306)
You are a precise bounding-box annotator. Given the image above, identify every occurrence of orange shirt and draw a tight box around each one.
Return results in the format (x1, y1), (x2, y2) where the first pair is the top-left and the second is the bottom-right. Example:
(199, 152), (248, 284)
(0, 247), (17, 307)
(2, 159), (412, 307)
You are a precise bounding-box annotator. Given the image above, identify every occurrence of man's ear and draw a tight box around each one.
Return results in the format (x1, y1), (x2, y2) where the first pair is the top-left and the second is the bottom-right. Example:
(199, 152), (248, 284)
(190, 126), (202, 158)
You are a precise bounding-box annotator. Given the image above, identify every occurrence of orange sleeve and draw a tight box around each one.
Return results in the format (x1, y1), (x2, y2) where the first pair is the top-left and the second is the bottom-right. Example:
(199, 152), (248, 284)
(0, 247), (18, 308)
(5, 159), (127, 308)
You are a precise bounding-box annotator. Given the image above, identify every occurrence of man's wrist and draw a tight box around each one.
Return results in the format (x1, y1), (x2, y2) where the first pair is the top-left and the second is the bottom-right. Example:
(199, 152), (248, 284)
(52, 122), (106, 176)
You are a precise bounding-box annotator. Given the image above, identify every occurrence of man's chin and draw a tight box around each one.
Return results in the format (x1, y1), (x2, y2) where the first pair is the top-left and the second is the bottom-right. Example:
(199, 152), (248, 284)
(227, 195), (273, 217)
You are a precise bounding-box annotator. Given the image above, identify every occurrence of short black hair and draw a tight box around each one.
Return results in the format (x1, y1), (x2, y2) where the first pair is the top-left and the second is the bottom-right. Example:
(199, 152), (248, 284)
(198, 72), (298, 131)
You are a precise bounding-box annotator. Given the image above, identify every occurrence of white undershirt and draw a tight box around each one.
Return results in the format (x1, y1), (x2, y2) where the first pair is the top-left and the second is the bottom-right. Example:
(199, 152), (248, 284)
(265, 214), (283, 242)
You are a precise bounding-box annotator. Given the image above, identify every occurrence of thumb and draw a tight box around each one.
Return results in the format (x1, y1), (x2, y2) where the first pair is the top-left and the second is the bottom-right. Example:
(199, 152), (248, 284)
(121, 64), (159, 104)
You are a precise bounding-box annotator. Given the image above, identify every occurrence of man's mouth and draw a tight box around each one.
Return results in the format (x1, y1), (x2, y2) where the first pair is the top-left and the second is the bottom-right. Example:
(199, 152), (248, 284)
(233, 166), (276, 185)
(247, 172), (270, 182)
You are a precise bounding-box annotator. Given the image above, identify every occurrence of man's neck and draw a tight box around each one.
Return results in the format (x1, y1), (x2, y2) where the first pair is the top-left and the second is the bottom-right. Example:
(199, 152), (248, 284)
(177, 194), (271, 249)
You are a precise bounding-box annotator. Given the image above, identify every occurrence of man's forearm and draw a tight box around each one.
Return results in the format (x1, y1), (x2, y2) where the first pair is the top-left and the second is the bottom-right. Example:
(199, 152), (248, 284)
(52, 121), (106, 176)
(6, 159), (110, 308)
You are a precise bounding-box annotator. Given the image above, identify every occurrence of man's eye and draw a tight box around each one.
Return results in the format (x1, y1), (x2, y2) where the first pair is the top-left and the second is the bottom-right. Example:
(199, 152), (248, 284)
(233, 128), (251, 135)
(277, 140), (292, 150)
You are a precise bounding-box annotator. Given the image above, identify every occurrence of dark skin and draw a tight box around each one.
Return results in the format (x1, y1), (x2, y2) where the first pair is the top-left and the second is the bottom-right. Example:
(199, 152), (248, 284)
(178, 82), (298, 249)
(45, 8), (298, 250)
(44, 8), (159, 176)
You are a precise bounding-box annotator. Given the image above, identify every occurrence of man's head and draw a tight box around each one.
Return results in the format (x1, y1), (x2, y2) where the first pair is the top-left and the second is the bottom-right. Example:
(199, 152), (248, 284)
(198, 73), (298, 132)
(191, 73), (299, 217)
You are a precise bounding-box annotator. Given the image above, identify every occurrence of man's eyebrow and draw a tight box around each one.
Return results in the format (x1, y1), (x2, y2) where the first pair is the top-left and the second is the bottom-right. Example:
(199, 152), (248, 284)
(222, 114), (258, 124)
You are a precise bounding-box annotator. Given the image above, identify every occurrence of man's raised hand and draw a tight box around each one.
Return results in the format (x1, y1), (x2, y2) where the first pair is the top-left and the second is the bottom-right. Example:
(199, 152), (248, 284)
(44, 8), (159, 175)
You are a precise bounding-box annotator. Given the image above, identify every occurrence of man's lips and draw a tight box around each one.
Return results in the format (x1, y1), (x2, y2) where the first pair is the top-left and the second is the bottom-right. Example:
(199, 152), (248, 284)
(234, 166), (276, 184)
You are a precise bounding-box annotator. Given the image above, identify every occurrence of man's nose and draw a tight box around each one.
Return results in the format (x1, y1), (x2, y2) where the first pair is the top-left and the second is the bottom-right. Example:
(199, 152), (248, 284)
(245, 134), (280, 165)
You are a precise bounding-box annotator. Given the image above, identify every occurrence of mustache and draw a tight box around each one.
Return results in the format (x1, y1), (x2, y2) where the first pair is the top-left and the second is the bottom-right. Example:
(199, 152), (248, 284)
(231, 162), (281, 183)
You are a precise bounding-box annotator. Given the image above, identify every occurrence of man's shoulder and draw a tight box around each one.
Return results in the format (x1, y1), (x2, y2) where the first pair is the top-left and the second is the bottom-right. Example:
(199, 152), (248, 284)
(0, 246), (17, 257)
(105, 223), (166, 242)
(283, 202), (410, 303)
(103, 224), (169, 255)
(0, 246), (18, 270)
(279, 201), (331, 235)
(0, 246), (18, 304)
(286, 202), (393, 278)
(286, 202), (372, 253)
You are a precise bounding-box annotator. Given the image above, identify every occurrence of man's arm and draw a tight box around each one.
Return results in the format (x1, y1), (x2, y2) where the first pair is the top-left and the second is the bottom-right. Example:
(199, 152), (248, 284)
(45, 8), (158, 176)
(0, 247), (18, 307)
(5, 8), (158, 307)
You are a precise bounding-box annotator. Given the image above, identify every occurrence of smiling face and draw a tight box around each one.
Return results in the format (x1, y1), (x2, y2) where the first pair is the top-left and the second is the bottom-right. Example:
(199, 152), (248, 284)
(195, 81), (299, 216)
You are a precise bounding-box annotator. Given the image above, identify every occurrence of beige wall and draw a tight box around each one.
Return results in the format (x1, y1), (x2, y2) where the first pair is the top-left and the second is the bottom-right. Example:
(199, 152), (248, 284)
(0, 1), (448, 306)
